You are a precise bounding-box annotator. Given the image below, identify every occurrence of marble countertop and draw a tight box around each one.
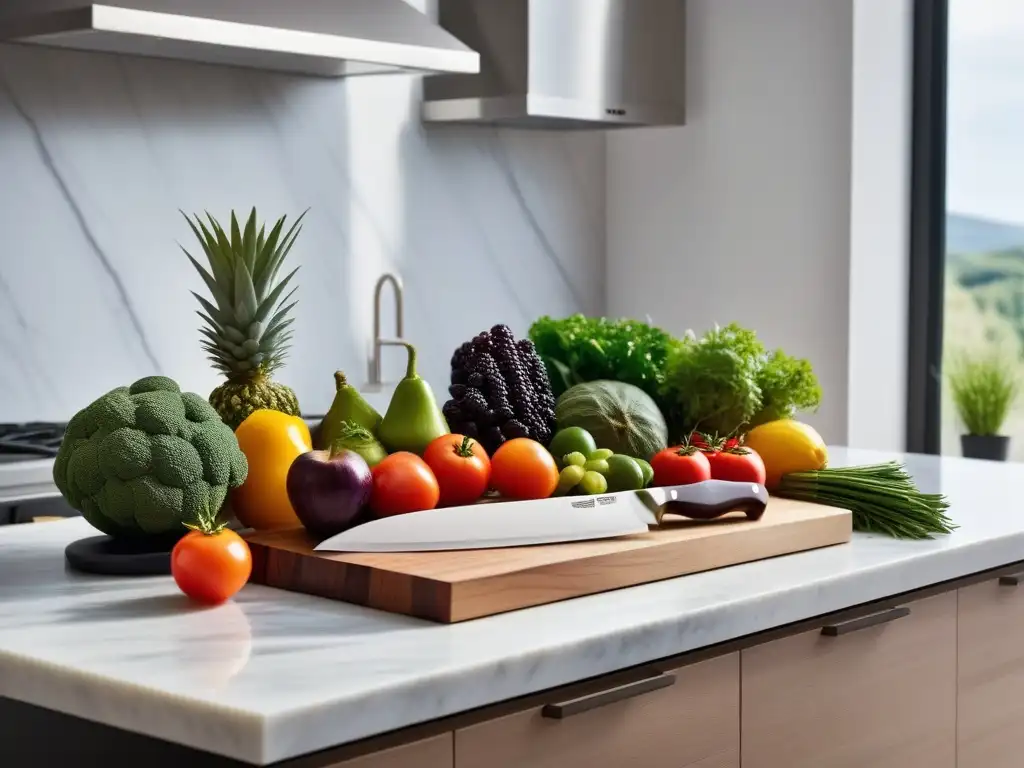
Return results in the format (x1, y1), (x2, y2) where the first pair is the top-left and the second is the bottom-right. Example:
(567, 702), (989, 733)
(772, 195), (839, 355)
(3, 448), (1024, 765)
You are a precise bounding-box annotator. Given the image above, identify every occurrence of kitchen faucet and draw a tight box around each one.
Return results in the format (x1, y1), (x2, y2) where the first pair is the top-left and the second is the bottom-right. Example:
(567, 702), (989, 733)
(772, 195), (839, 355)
(370, 273), (405, 388)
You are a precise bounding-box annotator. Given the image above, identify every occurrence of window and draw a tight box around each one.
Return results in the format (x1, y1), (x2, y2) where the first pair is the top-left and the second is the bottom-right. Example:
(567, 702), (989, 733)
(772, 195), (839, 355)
(908, 0), (1024, 459)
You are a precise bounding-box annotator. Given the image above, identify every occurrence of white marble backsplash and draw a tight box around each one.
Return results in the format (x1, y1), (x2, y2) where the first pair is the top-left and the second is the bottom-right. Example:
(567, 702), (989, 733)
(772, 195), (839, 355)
(0, 42), (605, 422)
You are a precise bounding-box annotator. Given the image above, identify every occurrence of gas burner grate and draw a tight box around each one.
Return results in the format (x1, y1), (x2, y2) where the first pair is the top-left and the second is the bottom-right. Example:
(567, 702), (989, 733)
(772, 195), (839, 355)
(0, 422), (67, 458)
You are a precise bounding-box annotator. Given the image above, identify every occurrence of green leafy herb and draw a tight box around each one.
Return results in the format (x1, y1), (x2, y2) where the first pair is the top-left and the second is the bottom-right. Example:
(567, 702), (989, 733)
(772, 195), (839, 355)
(530, 316), (821, 441)
(659, 323), (763, 438)
(947, 351), (1018, 436)
(777, 462), (955, 540)
(754, 350), (823, 426)
(658, 323), (821, 439)
(528, 314), (678, 400)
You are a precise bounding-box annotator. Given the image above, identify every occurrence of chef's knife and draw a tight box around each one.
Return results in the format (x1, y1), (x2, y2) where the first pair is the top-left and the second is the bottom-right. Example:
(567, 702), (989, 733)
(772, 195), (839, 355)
(314, 480), (768, 553)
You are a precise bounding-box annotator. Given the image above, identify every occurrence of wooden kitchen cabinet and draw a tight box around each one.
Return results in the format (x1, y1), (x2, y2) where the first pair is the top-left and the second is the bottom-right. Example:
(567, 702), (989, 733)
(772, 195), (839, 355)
(455, 653), (739, 768)
(329, 734), (452, 768)
(741, 591), (957, 768)
(957, 574), (1024, 768)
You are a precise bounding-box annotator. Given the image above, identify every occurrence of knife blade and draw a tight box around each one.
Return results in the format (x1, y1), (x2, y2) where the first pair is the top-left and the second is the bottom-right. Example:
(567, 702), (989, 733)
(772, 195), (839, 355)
(314, 479), (768, 553)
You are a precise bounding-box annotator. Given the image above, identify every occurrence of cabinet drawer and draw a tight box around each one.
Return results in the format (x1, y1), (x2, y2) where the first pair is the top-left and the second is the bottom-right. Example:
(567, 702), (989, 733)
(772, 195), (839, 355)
(332, 734), (452, 768)
(455, 653), (738, 768)
(958, 576), (1024, 768)
(741, 592), (956, 768)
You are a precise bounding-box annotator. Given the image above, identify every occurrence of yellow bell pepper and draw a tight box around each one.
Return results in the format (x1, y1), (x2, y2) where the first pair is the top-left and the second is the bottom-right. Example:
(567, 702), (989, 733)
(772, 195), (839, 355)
(231, 409), (311, 530)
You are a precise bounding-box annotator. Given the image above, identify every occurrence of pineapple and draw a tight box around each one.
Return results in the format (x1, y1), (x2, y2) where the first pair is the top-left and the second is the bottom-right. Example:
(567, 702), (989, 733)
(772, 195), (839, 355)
(182, 207), (305, 429)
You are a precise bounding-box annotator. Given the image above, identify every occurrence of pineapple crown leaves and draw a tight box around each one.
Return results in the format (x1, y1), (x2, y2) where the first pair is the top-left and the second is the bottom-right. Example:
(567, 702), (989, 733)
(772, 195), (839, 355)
(180, 208), (307, 378)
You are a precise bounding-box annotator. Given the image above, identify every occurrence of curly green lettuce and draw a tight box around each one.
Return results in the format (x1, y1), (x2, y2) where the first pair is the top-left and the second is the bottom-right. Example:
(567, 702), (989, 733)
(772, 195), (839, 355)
(528, 314), (679, 400)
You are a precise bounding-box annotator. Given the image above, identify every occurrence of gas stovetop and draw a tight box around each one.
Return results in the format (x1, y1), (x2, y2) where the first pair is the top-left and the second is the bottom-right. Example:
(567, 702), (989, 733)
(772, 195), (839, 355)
(0, 422), (65, 462)
(0, 423), (75, 522)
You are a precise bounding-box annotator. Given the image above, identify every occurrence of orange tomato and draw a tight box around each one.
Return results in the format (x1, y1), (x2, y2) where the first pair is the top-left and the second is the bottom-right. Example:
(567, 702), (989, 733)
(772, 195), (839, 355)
(171, 528), (252, 605)
(423, 434), (491, 507)
(370, 452), (440, 517)
(232, 409), (311, 530)
(490, 438), (559, 500)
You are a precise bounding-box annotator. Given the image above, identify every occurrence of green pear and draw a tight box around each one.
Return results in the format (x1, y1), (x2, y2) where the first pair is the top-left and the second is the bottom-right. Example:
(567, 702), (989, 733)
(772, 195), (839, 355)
(318, 371), (383, 449)
(378, 342), (449, 454)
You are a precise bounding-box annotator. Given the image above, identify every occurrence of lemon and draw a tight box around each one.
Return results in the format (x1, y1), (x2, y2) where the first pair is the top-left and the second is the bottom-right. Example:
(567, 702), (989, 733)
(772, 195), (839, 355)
(743, 420), (828, 489)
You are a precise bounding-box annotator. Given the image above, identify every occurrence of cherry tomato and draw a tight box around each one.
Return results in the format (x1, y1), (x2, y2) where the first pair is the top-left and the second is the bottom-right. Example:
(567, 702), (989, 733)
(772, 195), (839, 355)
(370, 452), (440, 517)
(423, 434), (491, 507)
(650, 446), (713, 487)
(172, 528), (252, 606)
(706, 446), (767, 485)
(490, 438), (559, 500)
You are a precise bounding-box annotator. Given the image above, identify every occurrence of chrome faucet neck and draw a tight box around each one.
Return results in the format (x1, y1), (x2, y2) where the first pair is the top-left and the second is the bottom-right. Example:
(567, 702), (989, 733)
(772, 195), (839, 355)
(371, 273), (406, 387)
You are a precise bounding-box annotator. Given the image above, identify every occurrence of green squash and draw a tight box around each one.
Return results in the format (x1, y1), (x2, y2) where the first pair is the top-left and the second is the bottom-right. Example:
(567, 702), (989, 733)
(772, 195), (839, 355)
(555, 381), (668, 461)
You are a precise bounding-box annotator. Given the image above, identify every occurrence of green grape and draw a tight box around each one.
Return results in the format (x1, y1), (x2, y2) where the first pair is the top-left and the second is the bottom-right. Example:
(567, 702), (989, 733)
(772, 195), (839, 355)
(579, 471), (609, 495)
(554, 465), (586, 496)
(588, 448), (614, 461)
(563, 451), (587, 468)
(583, 459), (610, 475)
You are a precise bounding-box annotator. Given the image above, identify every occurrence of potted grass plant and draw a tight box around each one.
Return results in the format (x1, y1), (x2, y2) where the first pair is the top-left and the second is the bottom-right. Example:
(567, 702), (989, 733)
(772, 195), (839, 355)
(947, 351), (1019, 461)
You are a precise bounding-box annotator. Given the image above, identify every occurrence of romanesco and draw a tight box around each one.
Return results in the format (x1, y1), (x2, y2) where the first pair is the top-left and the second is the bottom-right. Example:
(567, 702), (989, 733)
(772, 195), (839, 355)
(53, 376), (248, 538)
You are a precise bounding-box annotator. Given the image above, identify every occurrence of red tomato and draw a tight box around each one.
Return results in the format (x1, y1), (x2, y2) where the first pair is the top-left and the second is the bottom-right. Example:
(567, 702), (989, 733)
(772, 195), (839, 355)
(370, 452), (440, 517)
(172, 528), (252, 606)
(490, 438), (559, 500)
(706, 446), (767, 485)
(423, 434), (491, 507)
(650, 446), (713, 487)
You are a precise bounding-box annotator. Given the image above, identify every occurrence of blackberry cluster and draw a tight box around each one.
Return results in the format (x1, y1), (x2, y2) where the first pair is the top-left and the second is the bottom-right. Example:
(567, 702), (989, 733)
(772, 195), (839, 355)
(443, 324), (556, 455)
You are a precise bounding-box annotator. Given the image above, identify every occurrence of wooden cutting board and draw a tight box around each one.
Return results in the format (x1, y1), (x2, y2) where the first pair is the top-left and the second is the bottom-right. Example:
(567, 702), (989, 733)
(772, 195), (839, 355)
(246, 498), (852, 623)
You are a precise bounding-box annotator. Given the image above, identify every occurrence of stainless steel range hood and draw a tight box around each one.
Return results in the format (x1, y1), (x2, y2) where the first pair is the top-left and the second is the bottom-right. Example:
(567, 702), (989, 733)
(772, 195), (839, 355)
(0, 0), (480, 77)
(422, 0), (686, 129)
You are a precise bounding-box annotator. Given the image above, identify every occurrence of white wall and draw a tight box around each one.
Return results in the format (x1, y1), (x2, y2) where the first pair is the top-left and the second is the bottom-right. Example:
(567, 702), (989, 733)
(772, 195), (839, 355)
(848, 0), (913, 451)
(607, 0), (913, 449)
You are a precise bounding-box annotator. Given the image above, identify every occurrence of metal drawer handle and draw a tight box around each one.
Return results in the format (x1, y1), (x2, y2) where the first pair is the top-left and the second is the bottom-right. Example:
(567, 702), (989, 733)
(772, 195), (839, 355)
(821, 606), (911, 637)
(999, 572), (1024, 586)
(541, 671), (675, 719)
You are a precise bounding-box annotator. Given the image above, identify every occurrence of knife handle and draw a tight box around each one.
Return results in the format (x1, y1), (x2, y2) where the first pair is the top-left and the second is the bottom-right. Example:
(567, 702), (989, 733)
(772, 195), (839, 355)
(657, 480), (769, 522)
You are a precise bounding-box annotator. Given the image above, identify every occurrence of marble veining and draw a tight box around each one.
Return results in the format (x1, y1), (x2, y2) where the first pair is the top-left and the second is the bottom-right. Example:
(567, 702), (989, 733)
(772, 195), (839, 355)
(0, 37), (605, 422)
(3, 449), (1024, 764)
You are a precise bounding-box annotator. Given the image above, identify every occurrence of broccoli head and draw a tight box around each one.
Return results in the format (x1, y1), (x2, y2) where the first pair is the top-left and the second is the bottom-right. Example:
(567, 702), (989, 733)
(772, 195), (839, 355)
(53, 375), (248, 538)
